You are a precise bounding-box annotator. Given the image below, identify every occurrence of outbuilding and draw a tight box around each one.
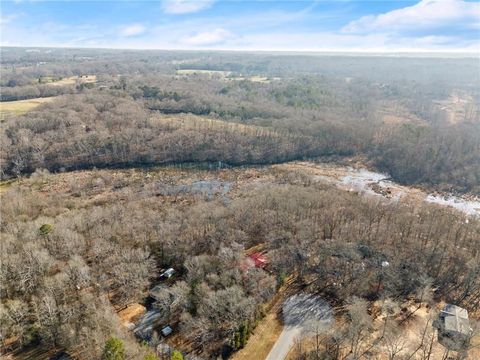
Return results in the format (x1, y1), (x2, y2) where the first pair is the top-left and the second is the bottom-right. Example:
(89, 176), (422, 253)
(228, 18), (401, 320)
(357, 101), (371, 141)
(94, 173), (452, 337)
(435, 304), (472, 351)
(161, 325), (173, 337)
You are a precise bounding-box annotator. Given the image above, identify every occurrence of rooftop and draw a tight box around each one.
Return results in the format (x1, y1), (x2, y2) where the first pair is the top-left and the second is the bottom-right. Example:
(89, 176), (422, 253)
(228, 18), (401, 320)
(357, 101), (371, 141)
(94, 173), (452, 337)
(439, 304), (470, 335)
(248, 252), (268, 269)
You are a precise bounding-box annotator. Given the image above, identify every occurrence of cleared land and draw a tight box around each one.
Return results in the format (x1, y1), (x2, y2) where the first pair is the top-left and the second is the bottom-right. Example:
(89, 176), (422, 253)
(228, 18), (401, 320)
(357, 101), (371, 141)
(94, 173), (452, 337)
(433, 91), (479, 124)
(0, 75), (96, 121)
(154, 113), (281, 137)
(38, 75), (97, 86)
(0, 97), (55, 120)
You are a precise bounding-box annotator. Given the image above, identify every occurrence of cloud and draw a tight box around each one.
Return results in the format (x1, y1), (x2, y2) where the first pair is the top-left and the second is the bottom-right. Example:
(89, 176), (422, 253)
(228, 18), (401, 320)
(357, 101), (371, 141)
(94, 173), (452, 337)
(120, 24), (146, 37)
(182, 28), (234, 46)
(2, 0), (478, 52)
(162, 0), (215, 14)
(342, 0), (480, 33)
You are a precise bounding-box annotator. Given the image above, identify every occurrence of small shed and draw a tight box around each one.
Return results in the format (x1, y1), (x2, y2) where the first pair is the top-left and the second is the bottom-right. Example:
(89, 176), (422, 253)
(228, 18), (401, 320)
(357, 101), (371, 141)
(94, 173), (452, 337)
(435, 304), (472, 351)
(161, 325), (173, 337)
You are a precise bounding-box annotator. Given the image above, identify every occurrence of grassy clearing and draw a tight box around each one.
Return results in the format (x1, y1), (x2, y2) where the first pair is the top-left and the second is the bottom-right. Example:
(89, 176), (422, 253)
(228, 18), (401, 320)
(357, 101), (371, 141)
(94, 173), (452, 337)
(154, 113), (281, 137)
(0, 97), (55, 121)
(38, 75), (97, 86)
(50, 75), (96, 86)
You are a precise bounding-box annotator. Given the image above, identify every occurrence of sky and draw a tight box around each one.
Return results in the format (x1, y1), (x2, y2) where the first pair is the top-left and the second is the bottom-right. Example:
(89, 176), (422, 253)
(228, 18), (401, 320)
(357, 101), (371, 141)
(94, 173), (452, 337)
(1, 0), (479, 52)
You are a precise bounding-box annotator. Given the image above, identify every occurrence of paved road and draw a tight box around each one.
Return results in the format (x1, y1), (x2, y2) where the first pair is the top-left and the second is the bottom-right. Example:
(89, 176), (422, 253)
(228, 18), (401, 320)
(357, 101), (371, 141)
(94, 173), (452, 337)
(265, 325), (301, 360)
(265, 293), (333, 360)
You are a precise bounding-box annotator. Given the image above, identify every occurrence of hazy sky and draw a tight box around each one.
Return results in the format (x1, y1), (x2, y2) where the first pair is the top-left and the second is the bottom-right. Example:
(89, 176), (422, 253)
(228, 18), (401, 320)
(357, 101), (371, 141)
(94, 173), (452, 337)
(1, 0), (479, 52)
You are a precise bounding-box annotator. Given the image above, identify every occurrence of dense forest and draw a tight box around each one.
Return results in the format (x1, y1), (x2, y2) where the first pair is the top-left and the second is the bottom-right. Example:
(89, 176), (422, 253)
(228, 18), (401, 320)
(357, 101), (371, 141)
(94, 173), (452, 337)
(1, 48), (479, 193)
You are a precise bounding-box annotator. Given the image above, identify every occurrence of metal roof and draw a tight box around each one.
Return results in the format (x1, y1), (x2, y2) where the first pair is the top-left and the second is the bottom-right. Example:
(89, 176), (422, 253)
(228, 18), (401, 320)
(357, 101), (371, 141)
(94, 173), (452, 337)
(439, 304), (470, 335)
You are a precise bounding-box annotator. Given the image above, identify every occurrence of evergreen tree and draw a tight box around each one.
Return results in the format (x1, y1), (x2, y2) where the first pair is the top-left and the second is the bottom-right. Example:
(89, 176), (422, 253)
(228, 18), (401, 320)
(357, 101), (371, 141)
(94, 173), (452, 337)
(171, 350), (183, 360)
(102, 337), (125, 360)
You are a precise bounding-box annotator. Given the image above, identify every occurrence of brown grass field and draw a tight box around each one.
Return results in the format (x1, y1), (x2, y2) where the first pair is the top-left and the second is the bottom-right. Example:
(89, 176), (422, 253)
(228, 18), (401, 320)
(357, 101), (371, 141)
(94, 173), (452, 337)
(49, 75), (96, 86)
(0, 97), (55, 121)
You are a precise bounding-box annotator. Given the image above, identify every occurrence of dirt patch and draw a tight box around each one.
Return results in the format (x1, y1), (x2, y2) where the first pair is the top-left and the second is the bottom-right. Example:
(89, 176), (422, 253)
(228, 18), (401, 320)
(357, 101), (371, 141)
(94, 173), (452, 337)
(118, 303), (146, 326)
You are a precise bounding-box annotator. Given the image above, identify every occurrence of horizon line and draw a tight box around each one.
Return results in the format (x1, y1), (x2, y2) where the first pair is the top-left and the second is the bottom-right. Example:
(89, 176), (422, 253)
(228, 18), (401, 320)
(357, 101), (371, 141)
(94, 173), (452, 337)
(2, 45), (479, 56)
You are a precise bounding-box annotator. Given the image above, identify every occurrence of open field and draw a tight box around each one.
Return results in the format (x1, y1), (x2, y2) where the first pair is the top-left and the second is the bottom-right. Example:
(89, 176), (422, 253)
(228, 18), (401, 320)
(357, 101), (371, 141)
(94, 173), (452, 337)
(154, 113), (282, 137)
(0, 97), (55, 120)
(0, 75), (96, 120)
(38, 74), (97, 86)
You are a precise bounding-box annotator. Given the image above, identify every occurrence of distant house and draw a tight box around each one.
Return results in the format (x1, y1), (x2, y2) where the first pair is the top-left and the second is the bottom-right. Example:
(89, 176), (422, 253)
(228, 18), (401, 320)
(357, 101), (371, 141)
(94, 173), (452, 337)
(435, 304), (472, 351)
(248, 252), (268, 269)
